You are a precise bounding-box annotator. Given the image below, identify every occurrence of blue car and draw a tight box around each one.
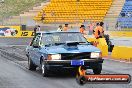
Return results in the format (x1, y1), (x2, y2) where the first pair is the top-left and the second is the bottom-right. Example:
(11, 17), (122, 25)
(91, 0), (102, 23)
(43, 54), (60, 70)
(26, 32), (103, 77)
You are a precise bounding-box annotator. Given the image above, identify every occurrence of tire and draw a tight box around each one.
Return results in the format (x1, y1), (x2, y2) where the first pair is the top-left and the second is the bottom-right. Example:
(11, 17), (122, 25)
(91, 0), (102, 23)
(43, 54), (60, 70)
(76, 76), (87, 85)
(41, 61), (49, 77)
(93, 64), (102, 74)
(28, 56), (36, 71)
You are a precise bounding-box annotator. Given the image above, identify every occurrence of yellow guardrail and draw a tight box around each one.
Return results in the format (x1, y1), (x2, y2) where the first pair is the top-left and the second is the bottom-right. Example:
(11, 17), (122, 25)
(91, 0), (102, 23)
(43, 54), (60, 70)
(87, 38), (108, 57)
(111, 46), (132, 62)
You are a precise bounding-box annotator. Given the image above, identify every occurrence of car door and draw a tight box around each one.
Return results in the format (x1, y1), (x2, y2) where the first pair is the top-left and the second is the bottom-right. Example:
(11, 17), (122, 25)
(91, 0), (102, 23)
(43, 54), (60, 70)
(31, 35), (42, 66)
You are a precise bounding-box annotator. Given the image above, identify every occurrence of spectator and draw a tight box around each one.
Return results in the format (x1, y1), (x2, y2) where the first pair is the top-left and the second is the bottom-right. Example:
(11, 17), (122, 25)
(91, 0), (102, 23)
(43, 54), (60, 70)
(127, 12), (131, 17)
(106, 22), (109, 31)
(37, 25), (41, 31)
(57, 25), (63, 31)
(93, 22), (100, 34)
(88, 22), (94, 35)
(63, 24), (69, 31)
(79, 25), (86, 34)
(98, 22), (104, 37)
(34, 25), (41, 35)
(93, 22), (104, 39)
(82, 19), (87, 27)
(34, 26), (37, 35)
(121, 13), (125, 17)
(51, 10), (55, 16)
(41, 10), (46, 21)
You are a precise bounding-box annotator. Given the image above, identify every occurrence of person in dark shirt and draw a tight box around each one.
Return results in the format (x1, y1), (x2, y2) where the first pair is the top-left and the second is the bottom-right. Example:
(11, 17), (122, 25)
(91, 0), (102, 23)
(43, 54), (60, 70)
(34, 26), (37, 36)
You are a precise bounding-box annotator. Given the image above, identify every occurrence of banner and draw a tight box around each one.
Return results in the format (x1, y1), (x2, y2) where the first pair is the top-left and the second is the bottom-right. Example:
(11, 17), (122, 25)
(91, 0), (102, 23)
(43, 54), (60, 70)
(0, 26), (34, 37)
(0, 26), (20, 37)
(19, 31), (34, 37)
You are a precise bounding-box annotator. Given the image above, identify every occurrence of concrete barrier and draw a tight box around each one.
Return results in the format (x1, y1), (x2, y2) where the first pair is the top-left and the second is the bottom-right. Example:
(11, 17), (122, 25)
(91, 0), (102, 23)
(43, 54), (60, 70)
(87, 38), (108, 57)
(106, 31), (132, 37)
(111, 46), (132, 62)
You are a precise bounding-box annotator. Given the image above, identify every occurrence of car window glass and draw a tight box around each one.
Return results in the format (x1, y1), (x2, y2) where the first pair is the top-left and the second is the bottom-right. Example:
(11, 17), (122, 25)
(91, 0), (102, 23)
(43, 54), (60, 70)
(42, 33), (88, 46)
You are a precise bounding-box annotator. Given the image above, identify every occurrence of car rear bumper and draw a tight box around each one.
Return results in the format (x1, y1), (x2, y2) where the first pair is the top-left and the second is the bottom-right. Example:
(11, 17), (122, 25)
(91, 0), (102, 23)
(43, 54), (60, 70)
(44, 59), (103, 70)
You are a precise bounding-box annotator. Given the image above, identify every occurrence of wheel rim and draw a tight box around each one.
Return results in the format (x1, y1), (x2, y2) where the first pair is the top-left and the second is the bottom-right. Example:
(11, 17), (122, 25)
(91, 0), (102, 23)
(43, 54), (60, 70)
(42, 62), (45, 74)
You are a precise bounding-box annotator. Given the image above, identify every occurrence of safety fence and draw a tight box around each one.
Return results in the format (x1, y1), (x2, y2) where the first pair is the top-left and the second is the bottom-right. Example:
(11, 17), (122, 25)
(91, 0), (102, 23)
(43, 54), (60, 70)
(0, 26), (34, 37)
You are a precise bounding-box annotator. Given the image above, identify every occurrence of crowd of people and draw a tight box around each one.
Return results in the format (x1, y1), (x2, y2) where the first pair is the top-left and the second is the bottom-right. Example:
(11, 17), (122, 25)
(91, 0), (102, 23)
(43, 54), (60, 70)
(34, 21), (105, 39)
(57, 24), (69, 32)
(56, 22), (105, 39)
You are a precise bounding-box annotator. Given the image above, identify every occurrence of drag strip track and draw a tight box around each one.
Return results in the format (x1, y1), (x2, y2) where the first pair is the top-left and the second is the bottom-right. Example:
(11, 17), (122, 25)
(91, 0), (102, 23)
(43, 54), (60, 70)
(0, 37), (132, 88)
(0, 46), (132, 88)
(0, 38), (32, 46)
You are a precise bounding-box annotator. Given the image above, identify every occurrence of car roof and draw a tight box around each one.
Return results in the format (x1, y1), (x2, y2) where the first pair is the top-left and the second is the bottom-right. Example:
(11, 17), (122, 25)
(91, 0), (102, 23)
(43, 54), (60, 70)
(36, 31), (80, 34)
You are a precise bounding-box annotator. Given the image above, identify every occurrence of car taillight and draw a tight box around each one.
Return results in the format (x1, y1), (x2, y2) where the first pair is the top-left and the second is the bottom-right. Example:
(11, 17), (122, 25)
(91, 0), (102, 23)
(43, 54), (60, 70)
(47, 55), (52, 60)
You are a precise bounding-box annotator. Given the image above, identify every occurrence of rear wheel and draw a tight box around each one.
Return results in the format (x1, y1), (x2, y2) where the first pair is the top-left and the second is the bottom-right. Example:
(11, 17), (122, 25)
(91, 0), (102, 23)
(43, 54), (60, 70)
(93, 64), (102, 74)
(41, 61), (49, 77)
(28, 57), (36, 71)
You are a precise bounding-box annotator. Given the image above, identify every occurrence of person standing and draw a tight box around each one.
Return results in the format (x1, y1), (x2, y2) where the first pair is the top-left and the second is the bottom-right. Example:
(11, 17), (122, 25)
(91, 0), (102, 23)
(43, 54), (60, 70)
(34, 26), (37, 36)
(93, 22), (104, 39)
(37, 25), (41, 31)
(63, 24), (69, 31)
(57, 25), (63, 31)
(41, 10), (46, 22)
(106, 22), (109, 31)
(79, 25), (86, 34)
(88, 22), (94, 35)
(93, 22), (100, 35)
(34, 25), (41, 36)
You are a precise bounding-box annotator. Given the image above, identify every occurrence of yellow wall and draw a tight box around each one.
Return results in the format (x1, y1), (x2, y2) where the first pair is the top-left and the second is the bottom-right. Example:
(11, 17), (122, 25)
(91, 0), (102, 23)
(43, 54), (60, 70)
(106, 31), (132, 37)
(87, 38), (108, 57)
(111, 46), (132, 61)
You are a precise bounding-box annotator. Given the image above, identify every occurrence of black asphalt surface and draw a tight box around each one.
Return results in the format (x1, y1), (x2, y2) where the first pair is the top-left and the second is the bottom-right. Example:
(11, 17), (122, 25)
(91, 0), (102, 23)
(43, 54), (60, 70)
(0, 38), (32, 46)
(0, 38), (132, 88)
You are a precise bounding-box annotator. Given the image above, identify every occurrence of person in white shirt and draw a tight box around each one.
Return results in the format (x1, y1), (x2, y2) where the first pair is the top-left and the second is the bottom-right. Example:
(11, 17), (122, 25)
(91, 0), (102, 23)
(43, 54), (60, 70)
(57, 25), (63, 31)
(37, 25), (41, 31)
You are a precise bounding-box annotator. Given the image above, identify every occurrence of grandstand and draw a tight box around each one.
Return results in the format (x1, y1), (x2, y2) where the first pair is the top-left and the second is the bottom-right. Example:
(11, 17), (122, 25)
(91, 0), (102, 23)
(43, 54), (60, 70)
(34, 0), (112, 23)
(2, 0), (132, 31)
(117, 0), (132, 28)
(104, 0), (125, 30)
